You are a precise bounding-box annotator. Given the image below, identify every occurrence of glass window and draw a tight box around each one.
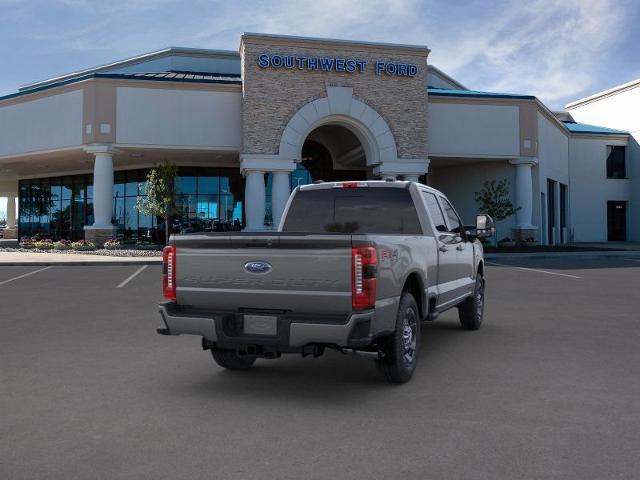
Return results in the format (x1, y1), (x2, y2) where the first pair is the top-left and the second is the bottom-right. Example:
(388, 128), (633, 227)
(86, 175), (94, 200)
(175, 175), (197, 194)
(113, 171), (126, 198)
(439, 197), (462, 233)
(282, 188), (422, 234)
(73, 176), (86, 201)
(198, 175), (219, 195)
(606, 146), (626, 179)
(17, 167), (245, 241)
(113, 197), (125, 230)
(423, 192), (447, 232)
(124, 197), (139, 239)
(61, 177), (73, 200)
(125, 170), (139, 196)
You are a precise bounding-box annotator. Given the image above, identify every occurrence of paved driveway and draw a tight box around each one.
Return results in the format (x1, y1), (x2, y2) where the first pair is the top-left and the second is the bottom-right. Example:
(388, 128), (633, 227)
(1, 257), (639, 479)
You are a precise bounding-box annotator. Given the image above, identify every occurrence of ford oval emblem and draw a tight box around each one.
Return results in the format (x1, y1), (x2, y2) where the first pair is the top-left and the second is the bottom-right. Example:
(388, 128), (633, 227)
(244, 260), (272, 274)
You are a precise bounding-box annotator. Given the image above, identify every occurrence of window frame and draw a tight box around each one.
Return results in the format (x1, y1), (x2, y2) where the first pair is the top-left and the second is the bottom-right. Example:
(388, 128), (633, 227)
(438, 195), (465, 235)
(421, 190), (448, 234)
(606, 145), (627, 179)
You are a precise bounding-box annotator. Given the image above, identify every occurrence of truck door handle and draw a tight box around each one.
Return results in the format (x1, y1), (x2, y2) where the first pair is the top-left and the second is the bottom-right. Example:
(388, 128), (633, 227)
(439, 245), (448, 252)
(456, 245), (464, 251)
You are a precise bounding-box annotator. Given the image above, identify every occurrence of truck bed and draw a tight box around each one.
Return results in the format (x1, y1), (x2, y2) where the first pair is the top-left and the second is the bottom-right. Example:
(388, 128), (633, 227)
(173, 232), (358, 315)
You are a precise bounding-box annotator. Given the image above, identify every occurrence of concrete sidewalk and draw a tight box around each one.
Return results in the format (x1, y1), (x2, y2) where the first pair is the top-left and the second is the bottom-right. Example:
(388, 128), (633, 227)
(0, 251), (161, 266)
(486, 250), (640, 260)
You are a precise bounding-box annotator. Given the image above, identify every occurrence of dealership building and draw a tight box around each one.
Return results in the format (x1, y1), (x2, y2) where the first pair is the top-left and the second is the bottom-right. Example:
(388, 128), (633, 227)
(0, 33), (637, 244)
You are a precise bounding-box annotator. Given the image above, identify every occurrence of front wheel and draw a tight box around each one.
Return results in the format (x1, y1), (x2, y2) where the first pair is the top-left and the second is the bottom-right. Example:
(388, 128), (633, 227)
(375, 292), (420, 383)
(458, 274), (485, 330)
(211, 348), (256, 370)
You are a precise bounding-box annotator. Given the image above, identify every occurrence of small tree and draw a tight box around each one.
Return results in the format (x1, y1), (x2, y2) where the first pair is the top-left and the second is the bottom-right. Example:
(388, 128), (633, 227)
(136, 160), (178, 244)
(475, 179), (519, 245)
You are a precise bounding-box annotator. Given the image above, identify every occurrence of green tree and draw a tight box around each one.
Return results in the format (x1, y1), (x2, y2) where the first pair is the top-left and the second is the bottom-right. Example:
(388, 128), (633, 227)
(136, 161), (178, 243)
(474, 179), (519, 244)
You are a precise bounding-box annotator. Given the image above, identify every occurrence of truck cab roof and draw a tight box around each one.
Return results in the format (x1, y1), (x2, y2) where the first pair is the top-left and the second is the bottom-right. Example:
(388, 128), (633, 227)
(297, 179), (445, 197)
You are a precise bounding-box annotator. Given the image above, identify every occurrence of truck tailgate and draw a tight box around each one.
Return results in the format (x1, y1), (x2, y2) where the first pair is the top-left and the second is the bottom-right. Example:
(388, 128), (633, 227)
(174, 234), (353, 314)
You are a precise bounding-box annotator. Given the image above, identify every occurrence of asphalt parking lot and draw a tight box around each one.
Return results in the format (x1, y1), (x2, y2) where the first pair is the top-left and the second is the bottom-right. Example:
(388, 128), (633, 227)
(1, 257), (640, 479)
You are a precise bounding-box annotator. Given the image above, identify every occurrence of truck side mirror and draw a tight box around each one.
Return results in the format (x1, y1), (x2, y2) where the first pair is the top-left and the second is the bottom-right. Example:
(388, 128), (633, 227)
(475, 214), (495, 238)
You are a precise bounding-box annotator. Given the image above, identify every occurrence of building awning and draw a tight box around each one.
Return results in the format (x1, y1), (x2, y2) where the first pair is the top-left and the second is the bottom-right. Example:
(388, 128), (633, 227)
(562, 121), (628, 135)
(427, 87), (535, 100)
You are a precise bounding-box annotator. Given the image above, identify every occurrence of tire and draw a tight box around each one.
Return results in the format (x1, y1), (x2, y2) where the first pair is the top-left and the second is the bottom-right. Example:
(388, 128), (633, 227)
(375, 292), (420, 383)
(211, 348), (256, 370)
(458, 274), (485, 330)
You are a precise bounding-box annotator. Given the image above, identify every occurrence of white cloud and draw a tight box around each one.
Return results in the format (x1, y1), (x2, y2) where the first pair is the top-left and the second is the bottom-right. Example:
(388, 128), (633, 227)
(5, 0), (635, 108)
(424, 0), (631, 107)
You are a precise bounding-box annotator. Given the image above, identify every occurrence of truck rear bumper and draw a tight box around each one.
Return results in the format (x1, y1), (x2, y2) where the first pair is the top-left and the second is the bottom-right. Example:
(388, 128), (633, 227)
(158, 301), (378, 349)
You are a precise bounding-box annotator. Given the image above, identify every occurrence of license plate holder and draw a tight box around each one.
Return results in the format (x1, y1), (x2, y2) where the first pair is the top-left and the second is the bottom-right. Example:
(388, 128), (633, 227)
(243, 314), (278, 336)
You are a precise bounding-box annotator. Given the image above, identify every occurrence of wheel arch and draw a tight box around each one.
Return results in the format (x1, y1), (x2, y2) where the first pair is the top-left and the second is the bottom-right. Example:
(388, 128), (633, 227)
(401, 271), (427, 320)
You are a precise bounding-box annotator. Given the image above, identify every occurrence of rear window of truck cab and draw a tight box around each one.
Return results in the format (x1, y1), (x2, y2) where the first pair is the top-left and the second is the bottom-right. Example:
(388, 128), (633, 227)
(282, 187), (422, 234)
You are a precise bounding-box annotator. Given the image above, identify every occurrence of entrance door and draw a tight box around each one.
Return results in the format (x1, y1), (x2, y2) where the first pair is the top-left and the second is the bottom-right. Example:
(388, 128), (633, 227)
(607, 201), (627, 241)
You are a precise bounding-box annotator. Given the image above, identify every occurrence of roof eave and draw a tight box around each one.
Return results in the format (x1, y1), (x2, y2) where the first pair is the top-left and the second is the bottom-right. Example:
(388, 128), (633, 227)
(565, 78), (640, 109)
(19, 47), (240, 92)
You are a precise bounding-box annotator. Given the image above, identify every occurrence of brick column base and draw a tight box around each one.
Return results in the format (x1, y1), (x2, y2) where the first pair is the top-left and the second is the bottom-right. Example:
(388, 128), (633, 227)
(84, 227), (116, 247)
(2, 227), (18, 240)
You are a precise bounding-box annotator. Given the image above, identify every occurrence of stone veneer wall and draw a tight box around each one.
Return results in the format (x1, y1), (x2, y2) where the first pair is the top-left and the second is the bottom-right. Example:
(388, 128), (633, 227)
(240, 36), (429, 160)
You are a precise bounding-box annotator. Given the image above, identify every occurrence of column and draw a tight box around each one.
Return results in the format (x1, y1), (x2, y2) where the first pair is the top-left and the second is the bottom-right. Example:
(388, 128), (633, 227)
(271, 171), (290, 230)
(2, 194), (18, 240)
(84, 145), (117, 244)
(244, 170), (266, 231)
(6, 195), (16, 229)
(509, 158), (538, 241)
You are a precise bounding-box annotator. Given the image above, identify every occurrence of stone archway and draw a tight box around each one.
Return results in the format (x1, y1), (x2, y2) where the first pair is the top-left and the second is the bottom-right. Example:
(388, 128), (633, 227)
(278, 86), (398, 167)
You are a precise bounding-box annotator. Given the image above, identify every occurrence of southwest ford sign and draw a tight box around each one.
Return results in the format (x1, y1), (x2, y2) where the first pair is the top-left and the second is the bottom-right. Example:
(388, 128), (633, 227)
(257, 54), (418, 77)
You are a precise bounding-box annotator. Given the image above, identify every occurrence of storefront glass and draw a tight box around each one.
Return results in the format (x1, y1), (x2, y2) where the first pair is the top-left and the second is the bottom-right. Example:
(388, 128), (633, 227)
(18, 167), (244, 242)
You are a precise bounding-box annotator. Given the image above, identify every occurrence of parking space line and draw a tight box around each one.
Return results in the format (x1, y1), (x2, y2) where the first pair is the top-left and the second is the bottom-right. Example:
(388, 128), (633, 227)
(117, 265), (148, 289)
(0, 266), (53, 286)
(486, 262), (581, 279)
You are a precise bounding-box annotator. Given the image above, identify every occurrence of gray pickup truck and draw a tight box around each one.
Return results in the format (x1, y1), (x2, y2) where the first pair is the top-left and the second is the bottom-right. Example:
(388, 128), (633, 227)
(158, 180), (494, 383)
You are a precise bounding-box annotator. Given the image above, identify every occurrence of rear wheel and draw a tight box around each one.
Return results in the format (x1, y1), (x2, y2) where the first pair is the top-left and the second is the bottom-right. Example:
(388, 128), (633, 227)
(458, 274), (485, 330)
(375, 292), (420, 383)
(211, 348), (256, 370)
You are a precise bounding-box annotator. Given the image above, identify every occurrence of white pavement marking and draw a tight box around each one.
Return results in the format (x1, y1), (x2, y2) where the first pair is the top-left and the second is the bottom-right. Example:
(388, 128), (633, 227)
(0, 266), (53, 286)
(117, 265), (148, 289)
(486, 262), (581, 279)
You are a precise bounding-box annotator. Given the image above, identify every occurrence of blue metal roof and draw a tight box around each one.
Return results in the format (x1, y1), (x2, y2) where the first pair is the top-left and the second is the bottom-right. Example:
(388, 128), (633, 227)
(0, 71), (242, 102)
(428, 87), (535, 100)
(562, 121), (628, 135)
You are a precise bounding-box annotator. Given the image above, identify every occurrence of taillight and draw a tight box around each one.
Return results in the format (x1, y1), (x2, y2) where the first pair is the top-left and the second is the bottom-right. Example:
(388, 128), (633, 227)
(352, 245), (377, 309)
(162, 245), (176, 301)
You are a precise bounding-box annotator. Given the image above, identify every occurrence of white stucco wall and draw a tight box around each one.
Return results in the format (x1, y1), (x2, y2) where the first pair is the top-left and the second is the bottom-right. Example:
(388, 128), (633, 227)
(429, 161), (517, 240)
(116, 87), (242, 149)
(428, 102), (520, 157)
(568, 136), (630, 242)
(567, 85), (639, 241)
(536, 113), (570, 243)
(0, 90), (83, 157)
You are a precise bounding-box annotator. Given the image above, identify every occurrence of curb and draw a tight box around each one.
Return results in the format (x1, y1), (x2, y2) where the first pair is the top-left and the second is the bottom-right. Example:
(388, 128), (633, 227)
(0, 259), (162, 266)
(485, 251), (640, 260)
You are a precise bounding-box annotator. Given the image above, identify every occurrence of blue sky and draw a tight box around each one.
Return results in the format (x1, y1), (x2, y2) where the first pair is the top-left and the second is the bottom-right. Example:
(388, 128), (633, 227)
(1, 0), (639, 218)
(1, 0), (639, 109)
